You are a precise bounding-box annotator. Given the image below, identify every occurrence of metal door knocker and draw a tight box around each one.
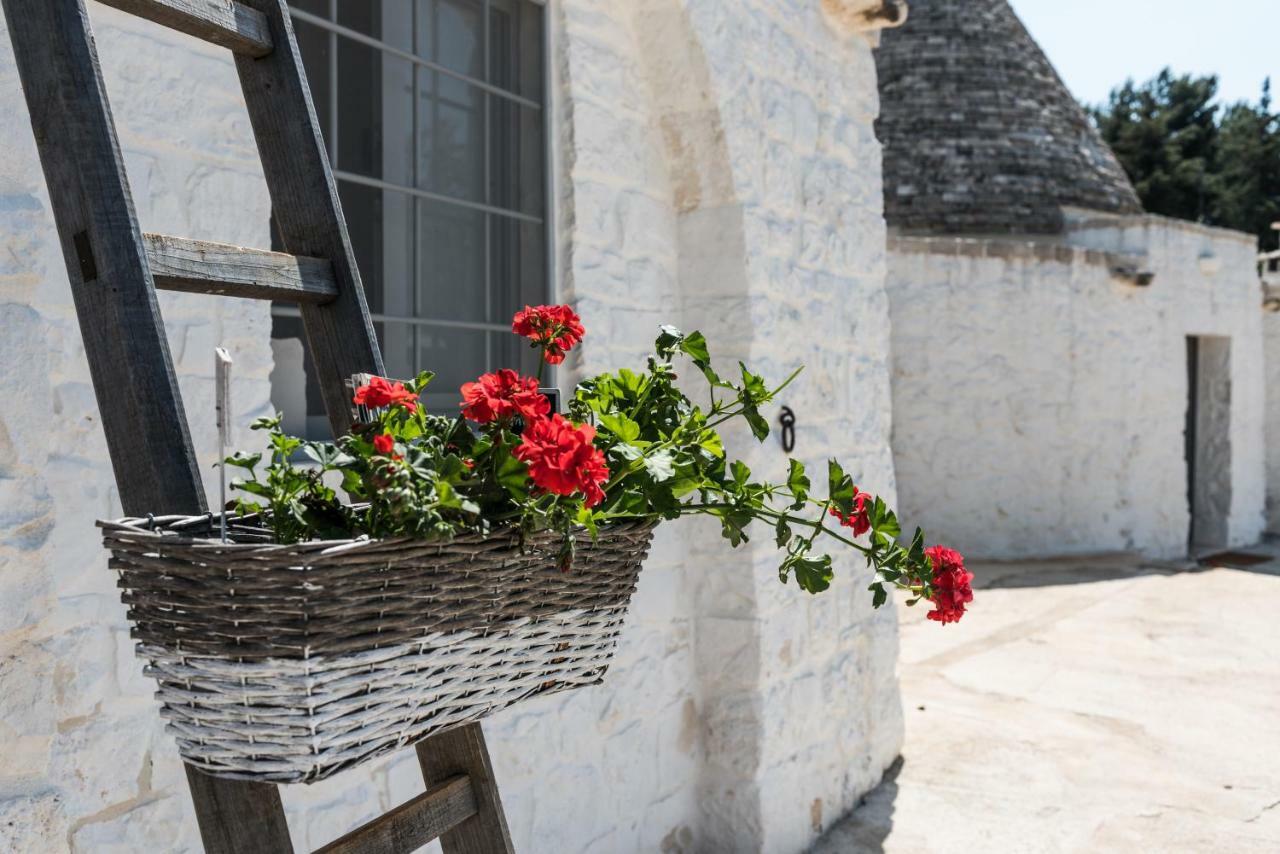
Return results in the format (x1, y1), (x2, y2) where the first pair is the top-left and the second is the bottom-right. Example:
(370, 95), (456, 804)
(779, 406), (796, 453)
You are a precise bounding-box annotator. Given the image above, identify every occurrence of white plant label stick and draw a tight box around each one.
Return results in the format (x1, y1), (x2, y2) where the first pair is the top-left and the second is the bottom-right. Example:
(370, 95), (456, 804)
(215, 347), (233, 543)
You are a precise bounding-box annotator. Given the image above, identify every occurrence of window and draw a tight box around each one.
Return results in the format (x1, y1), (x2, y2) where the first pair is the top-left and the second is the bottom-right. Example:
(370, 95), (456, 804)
(272, 0), (549, 435)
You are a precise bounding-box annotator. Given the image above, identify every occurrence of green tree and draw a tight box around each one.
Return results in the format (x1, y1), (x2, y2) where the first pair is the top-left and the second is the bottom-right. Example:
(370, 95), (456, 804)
(1088, 70), (1220, 224)
(1213, 79), (1280, 251)
(1089, 71), (1280, 250)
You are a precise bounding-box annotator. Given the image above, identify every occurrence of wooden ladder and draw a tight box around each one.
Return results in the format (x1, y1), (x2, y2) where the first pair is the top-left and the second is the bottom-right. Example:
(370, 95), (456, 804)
(1, 1), (516, 851)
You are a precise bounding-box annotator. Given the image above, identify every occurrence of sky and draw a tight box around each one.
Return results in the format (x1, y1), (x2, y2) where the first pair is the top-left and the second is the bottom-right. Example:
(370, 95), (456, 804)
(1009, 0), (1279, 108)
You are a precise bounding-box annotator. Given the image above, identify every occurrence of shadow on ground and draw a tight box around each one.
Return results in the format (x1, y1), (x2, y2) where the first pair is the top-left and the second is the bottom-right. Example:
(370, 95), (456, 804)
(810, 759), (901, 854)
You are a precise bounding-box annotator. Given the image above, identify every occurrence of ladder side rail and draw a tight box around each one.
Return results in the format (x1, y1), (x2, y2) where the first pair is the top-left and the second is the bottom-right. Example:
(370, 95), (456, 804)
(417, 724), (516, 854)
(0, 2), (297, 851)
(233, 0), (383, 436)
(233, 10), (515, 853)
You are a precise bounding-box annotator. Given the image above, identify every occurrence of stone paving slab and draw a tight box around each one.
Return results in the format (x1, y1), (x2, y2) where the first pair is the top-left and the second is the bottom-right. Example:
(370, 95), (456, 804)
(812, 546), (1280, 853)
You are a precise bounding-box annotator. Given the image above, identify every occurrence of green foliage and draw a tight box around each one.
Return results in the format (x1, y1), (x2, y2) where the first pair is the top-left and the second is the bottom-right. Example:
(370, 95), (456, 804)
(230, 327), (939, 607)
(1089, 70), (1280, 249)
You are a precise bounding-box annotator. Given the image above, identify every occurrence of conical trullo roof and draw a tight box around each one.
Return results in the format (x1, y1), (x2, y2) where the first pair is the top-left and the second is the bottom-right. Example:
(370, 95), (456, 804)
(874, 0), (1142, 234)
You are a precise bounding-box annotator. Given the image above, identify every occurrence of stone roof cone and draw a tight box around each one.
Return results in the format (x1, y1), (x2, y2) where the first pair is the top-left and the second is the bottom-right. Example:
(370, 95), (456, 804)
(874, 0), (1143, 234)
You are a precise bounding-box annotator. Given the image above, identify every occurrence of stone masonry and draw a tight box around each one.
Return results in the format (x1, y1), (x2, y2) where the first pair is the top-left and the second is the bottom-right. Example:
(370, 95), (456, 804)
(0, 2), (904, 852)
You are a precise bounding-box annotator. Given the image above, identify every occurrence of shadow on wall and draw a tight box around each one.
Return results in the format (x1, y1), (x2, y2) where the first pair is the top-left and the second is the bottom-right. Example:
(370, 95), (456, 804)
(809, 757), (901, 854)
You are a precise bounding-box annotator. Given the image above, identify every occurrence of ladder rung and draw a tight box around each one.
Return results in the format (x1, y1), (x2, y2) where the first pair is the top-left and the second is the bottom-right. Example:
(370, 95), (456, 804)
(312, 774), (478, 854)
(93, 0), (273, 57)
(144, 233), (338, 303)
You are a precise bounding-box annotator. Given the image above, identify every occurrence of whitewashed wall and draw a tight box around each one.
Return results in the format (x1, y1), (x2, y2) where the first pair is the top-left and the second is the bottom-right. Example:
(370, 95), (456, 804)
(1263, 304), (1280, 534)
(886, 217), (1265, 561)
(0, 7), (276, 852)
(0, 2), (901, 852)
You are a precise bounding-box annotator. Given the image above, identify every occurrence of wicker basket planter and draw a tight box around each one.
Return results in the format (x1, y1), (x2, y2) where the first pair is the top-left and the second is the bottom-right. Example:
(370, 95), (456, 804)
(101, 513), (655, 783)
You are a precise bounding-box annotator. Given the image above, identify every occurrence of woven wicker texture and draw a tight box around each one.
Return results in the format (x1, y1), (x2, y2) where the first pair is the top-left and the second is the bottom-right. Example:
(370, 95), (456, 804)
(101, 515), (655, 782)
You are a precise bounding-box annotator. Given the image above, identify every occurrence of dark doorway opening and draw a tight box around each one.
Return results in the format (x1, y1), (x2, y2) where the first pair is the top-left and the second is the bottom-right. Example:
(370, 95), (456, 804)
(1185, 336), (1232, 551)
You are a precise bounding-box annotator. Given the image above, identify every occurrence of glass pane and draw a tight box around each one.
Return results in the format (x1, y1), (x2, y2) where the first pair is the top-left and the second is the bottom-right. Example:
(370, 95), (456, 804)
(491, 323), (537, 377)
(340, 181), (415, 317)
(417, 199), (485, 322)
(489, 96), (544, 216)
(292, 19), (332, 153)
(418, 325), (488, 411)
(290, 0), (329, 18)
(337, 36), (414, 182)
(337, 0), (414, 51)
(270, 314), (326, 438)
(489, 0), (543, 101)
(416, 0), (483, 77)
(490, 215), (546, 325)
(417, 69), (484, 201)
(377, 320), (417, 382)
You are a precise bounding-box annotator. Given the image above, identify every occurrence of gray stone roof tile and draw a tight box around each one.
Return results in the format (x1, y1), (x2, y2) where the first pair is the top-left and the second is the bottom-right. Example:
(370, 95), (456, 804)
(875, 0), (1143, 234)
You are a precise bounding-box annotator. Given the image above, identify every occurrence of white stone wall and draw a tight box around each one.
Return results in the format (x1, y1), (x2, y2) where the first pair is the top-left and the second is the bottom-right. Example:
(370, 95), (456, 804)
(1265, 309), (1280, 534)
(0, 7), (275, 852)
(0, 2), (901, 852)
(886, 217), (1265, 561)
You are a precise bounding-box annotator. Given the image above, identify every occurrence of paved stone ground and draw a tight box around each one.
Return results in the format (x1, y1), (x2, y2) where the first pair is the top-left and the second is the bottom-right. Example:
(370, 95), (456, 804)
(812, 544), (1280, 853)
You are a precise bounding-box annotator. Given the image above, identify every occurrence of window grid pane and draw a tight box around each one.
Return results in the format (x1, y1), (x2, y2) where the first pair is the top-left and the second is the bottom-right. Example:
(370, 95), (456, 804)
(274, 0), (548, 434)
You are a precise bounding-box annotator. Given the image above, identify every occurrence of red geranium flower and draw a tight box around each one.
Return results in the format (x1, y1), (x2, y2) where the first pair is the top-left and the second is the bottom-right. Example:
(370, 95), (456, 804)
(372, 433), (395, 455)
(511, 304), (585, 365)
(513, 414), (609, 507)
(460, 369), (550, 424)
(923, 546), (974, 624)
(353, 376), (419, 412)
(829, 490), (873, 536)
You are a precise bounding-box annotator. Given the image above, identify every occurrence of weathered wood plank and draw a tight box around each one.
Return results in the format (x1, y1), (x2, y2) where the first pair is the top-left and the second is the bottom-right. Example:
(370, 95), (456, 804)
(416, 725), (515, 854)
(312, 775), (477, 854)
(185, 767), (295, 854)
(93, 0), (273, 57)
(144, 233), (337, 302)
(234, 0), (383, 437)
(0, 2), (297, 851)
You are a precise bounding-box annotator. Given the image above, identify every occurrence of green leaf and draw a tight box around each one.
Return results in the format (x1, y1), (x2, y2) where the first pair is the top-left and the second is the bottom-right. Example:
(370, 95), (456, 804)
(742, 402), (771, 442)
(730, 460), (752, 488)
(790, 553), (834, 594)
(787, 459), (809, 507)
(409, 370), (436, 393)
(869, 582), (888, 609)
(655, 326), (684, 360)
(679, 330), (710, 364)
(697, 430), (725, 459)
(613, 443), (644, 462)
(435, 480), (463, 509)
(231, 479), (270, 498)
(599, 413), (641, 442)
(643, 451), (677, 482)
(495, 452), (528, 496)
(775, 517), (792, 548)
(827, 459), (855, 513)
(224, 451), (262, 472)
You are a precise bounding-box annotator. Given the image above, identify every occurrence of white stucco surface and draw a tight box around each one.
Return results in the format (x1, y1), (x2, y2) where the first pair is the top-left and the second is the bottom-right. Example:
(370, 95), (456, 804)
(1264, 307), (1280, 534)
(0, 3), (902, 852)
(886, 218), (1265, 561)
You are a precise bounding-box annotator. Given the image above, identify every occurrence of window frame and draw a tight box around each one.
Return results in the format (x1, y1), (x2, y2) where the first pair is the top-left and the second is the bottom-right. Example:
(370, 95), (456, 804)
(273, 0), (555, 430)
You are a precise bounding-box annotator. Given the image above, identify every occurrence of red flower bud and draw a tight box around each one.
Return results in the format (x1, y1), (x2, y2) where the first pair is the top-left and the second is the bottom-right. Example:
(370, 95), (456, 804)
(372, 433), (395, 455)
(923, 546), (974, 624)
